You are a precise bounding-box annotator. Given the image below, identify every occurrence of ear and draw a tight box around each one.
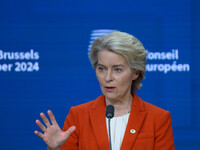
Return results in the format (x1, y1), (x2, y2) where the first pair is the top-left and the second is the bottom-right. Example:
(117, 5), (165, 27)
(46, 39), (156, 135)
(132, 71), (140, 80)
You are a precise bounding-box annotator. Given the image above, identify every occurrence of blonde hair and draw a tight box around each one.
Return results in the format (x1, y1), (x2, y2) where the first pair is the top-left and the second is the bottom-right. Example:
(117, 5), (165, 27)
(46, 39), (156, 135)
(89, 31), (147, 91)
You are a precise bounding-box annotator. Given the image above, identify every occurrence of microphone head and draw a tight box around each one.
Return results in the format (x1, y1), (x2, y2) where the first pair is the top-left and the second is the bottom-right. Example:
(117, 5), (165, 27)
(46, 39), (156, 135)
(106, 105), (114, 119)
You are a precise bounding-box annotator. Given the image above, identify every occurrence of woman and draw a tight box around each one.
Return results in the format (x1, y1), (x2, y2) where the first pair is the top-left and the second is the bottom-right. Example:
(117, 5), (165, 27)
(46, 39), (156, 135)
(35, 31), (175, 150)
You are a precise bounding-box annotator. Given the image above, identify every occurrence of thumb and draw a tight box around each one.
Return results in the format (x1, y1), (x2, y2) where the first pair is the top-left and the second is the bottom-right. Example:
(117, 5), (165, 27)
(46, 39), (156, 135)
(64, 126), (76, 138)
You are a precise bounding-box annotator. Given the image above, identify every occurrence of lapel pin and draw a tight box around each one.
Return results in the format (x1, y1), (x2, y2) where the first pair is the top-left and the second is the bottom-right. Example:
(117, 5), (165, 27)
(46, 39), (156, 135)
(130, 129), (136, 134)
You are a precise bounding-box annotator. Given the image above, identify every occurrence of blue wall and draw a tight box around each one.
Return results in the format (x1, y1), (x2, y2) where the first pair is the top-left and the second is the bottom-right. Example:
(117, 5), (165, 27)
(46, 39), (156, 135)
(0, 0), (200, 149)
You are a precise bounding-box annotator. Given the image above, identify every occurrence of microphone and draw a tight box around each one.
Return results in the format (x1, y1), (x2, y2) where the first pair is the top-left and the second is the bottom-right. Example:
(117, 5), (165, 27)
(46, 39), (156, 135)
(106, 105), (114, 150)
(106, 105), (114, 118)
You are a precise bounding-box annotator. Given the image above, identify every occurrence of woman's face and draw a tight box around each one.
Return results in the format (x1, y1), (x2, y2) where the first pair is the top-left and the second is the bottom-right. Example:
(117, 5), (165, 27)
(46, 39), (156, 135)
(96, 50), (138, 102)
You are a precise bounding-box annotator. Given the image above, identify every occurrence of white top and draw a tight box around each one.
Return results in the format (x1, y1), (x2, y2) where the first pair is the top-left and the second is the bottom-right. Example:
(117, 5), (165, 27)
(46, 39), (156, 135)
(106, 113), (130, 150)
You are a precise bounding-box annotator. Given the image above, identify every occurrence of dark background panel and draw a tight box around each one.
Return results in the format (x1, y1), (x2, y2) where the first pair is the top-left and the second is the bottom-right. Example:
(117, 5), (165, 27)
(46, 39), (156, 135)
(0, 0), (199, 149)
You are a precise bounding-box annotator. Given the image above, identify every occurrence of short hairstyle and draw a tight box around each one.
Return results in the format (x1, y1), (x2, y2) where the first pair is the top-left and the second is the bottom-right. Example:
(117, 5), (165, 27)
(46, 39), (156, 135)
(89, 31), (147, 91)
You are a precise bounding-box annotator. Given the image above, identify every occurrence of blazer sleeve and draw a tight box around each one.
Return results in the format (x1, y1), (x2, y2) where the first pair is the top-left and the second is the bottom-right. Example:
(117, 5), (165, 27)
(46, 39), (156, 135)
(154, 111), (175, 150)
(61, 107), (79, 150)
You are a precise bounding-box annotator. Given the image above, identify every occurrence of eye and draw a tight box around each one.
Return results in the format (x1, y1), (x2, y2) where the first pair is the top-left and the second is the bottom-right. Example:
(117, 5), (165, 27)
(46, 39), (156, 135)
(97, 66), (105, 72)
(114, 68), (122, 73)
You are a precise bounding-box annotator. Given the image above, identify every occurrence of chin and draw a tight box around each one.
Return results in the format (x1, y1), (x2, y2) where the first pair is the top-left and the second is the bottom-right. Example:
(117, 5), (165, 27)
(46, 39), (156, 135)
(104, 93), (118, 101)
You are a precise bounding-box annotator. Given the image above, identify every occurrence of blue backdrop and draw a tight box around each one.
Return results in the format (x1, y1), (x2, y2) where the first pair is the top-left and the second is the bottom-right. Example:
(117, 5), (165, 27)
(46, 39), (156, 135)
(0, 0), (200, 149)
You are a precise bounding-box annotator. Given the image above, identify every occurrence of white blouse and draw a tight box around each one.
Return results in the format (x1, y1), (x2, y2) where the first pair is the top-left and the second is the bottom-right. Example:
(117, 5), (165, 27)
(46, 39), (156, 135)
(106, 113), (130, 150)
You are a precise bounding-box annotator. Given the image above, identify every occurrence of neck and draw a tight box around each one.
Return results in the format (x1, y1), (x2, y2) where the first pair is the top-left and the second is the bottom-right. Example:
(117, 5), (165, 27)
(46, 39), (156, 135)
(105, 94), (133, 117)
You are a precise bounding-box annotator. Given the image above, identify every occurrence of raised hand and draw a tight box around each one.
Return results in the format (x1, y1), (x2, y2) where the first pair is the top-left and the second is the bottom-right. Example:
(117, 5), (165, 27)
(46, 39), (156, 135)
(35, 110), (76, 150)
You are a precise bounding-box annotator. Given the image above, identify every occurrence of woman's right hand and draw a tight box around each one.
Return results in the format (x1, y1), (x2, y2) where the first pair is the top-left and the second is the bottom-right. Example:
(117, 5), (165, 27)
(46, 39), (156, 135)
(35, 110), (76, 150)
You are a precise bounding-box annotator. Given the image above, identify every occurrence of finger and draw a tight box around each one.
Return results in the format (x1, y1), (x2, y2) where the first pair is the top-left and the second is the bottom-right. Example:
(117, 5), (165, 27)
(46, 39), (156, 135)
(47, 110), (58, 126)
(40, 112), (51, 127)
(64, 126), (76, 138)
(34, 130), (44, 139)
(35, 119), (47, 132)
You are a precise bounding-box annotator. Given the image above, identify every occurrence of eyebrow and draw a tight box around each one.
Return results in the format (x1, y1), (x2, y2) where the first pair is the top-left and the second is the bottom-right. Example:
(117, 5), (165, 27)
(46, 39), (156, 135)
(97, 63), (125, 68)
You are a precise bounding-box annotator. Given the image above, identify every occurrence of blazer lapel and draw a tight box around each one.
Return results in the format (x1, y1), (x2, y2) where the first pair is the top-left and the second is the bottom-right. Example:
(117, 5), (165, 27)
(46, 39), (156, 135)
(121, 93), (147, 150)
(89, 95), (110, 150)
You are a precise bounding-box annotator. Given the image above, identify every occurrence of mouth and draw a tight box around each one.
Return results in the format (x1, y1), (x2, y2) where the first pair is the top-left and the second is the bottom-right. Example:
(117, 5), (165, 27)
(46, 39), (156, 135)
(105, 86), (116, 92)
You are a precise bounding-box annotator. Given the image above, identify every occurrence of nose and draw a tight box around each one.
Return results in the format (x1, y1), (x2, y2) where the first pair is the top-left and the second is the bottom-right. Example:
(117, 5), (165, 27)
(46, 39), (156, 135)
(105, 70), (113, 82)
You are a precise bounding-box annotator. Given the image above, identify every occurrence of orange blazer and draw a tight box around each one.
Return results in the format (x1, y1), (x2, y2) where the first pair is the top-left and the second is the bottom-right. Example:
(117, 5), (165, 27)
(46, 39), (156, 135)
(62, 93), (175, 150)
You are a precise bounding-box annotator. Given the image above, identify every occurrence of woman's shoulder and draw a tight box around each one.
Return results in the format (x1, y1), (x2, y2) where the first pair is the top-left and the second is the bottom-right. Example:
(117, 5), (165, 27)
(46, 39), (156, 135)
(72, 100), (95, 110)
(70, 95), (104, 112)
(140, 99), (171, 122)
(135, 94), (170, 115)
(143, 101), (169, 113)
